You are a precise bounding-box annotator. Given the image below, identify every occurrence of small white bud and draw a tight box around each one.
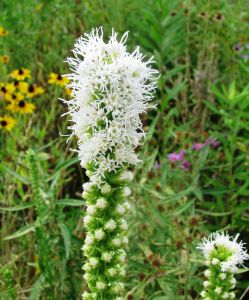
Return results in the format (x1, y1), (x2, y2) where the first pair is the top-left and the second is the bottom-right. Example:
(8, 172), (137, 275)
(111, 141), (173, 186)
(96, 197), (107, 209)
(219, 273), (226, 280)
(101, 251), (113, 262)
(96, 281), (106, 290)
(200, 291), (207, 298)
(230, 277), (236, 285)
(215, 287), (222, 295)
(95, 228), (105, 241)
(112, 238), (122, 247)
(122, 236), (129, 245)
(86, 205), (96, 215)
(101, 183), (112, 195)
(212, 258), (219, 265)
(107, 267), (117, 277)
(85, 233), (95, 245)
(112, 282), (124, 293)
(229, 292), (235, 299)
(117, 251), (126, 263)
(123, 201), (131, 211)
(89, 257), (99, 268)
(116, 204), (126, 215)
(119, 219), (128, 230)
(203, 281), (210, 288)
(222, 292), (229, 299)
(83, 182), (94, 192)
(119, 171), (133, 182)
(123, 186), (131, 196)
(82, 262), (91, 271)
(83, 215), (93, 226)
(104, 219), (117, 232)
(204, 270), (211, 277)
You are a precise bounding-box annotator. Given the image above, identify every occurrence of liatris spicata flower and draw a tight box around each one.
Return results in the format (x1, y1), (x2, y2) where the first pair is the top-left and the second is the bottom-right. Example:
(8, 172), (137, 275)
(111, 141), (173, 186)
(64, 28), (157, 299)
(197, 232), (249, 300)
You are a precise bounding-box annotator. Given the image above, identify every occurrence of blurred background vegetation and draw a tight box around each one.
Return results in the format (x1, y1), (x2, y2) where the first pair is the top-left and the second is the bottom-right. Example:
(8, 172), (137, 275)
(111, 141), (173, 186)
(0, 0), (249, 299)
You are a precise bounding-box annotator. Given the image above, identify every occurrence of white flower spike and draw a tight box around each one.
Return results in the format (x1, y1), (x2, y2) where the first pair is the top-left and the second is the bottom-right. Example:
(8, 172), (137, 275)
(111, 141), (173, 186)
(64, 28), (157, 299)
(198, 232), (249, 300)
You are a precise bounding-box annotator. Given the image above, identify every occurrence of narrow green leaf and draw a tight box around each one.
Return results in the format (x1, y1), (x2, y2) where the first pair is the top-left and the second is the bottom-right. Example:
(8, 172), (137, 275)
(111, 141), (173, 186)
(57, 199), (85, 206)
(29, 275), (45, 300)
(0, 163), (30, 184)
(3, 223), (37, 240)
(0, 203), (34, 212)
(59, 223), (71, 260)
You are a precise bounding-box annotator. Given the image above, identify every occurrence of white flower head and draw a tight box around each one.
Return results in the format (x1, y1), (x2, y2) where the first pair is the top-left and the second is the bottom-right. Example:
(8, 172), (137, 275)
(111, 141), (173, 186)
(65, 27), (158, 183)
(197, 232), (249, 272)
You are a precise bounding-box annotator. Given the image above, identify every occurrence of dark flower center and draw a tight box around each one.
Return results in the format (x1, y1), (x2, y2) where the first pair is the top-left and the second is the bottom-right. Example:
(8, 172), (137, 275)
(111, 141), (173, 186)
(14, 81), (19, 86)
(1, 120), (7, 126)
(28, 85), (35, 92)
(18, 69), (24, 75)
(12, 94), (17, 99)
(1, 87), (7, 93)
(57, 75), (62, 80)
(18, 100), (25, 107)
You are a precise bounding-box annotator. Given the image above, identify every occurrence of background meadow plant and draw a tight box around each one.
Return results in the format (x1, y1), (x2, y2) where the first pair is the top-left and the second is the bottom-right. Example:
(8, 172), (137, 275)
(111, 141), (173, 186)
(0, 0), (249, 299)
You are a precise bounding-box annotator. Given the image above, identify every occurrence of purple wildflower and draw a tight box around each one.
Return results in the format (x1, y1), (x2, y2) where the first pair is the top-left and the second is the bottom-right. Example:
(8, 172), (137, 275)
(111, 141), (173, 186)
(167, 150), (185, 162)
(246, 43), (249, 50)
(242, 54), (249, 61)
(192, 143), (206, 151)
(182, 160), (191, 171)
(205, 138), (220, 148)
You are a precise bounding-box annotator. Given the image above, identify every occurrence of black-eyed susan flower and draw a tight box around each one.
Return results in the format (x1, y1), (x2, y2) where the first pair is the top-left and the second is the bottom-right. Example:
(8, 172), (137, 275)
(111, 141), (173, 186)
(5, 92), (24, 102)
(48, 72), (69, 86)
(7, 99), (35, 114)
(0, 116), (16, 131)
(0, 26), (8, 36)
(21, 83), (45, 98)
(0, 82), (16, 96)
(14, 80), (28, 91)
(0, 55), (10, 64)
(10, 68), (31, 81)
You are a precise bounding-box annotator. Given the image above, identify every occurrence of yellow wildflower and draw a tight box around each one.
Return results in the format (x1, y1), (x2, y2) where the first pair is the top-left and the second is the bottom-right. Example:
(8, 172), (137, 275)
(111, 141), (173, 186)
(0, 116), (16, 131)
(10, 68), (31, 81)
(0, 55), (10, 64)
(5, 92), (24, 102)
(65, 87), (72, 97)
(48, 72), (69, 86)
(0, 82), (16, 96)
(20, 83), (45, 98)
(7, 99), (35, 114)
(0, 27), (8, 36)
(15, 81), (28, 91)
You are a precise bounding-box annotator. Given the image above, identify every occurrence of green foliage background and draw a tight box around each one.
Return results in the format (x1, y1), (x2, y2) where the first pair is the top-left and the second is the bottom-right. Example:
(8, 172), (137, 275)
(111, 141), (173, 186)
(0, 0), (249, 299)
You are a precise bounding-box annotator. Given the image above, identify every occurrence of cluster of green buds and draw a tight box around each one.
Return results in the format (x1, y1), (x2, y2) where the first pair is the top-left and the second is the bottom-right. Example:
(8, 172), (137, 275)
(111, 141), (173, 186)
(198, 232), (249, 300)
(81, 169), (133, 299)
